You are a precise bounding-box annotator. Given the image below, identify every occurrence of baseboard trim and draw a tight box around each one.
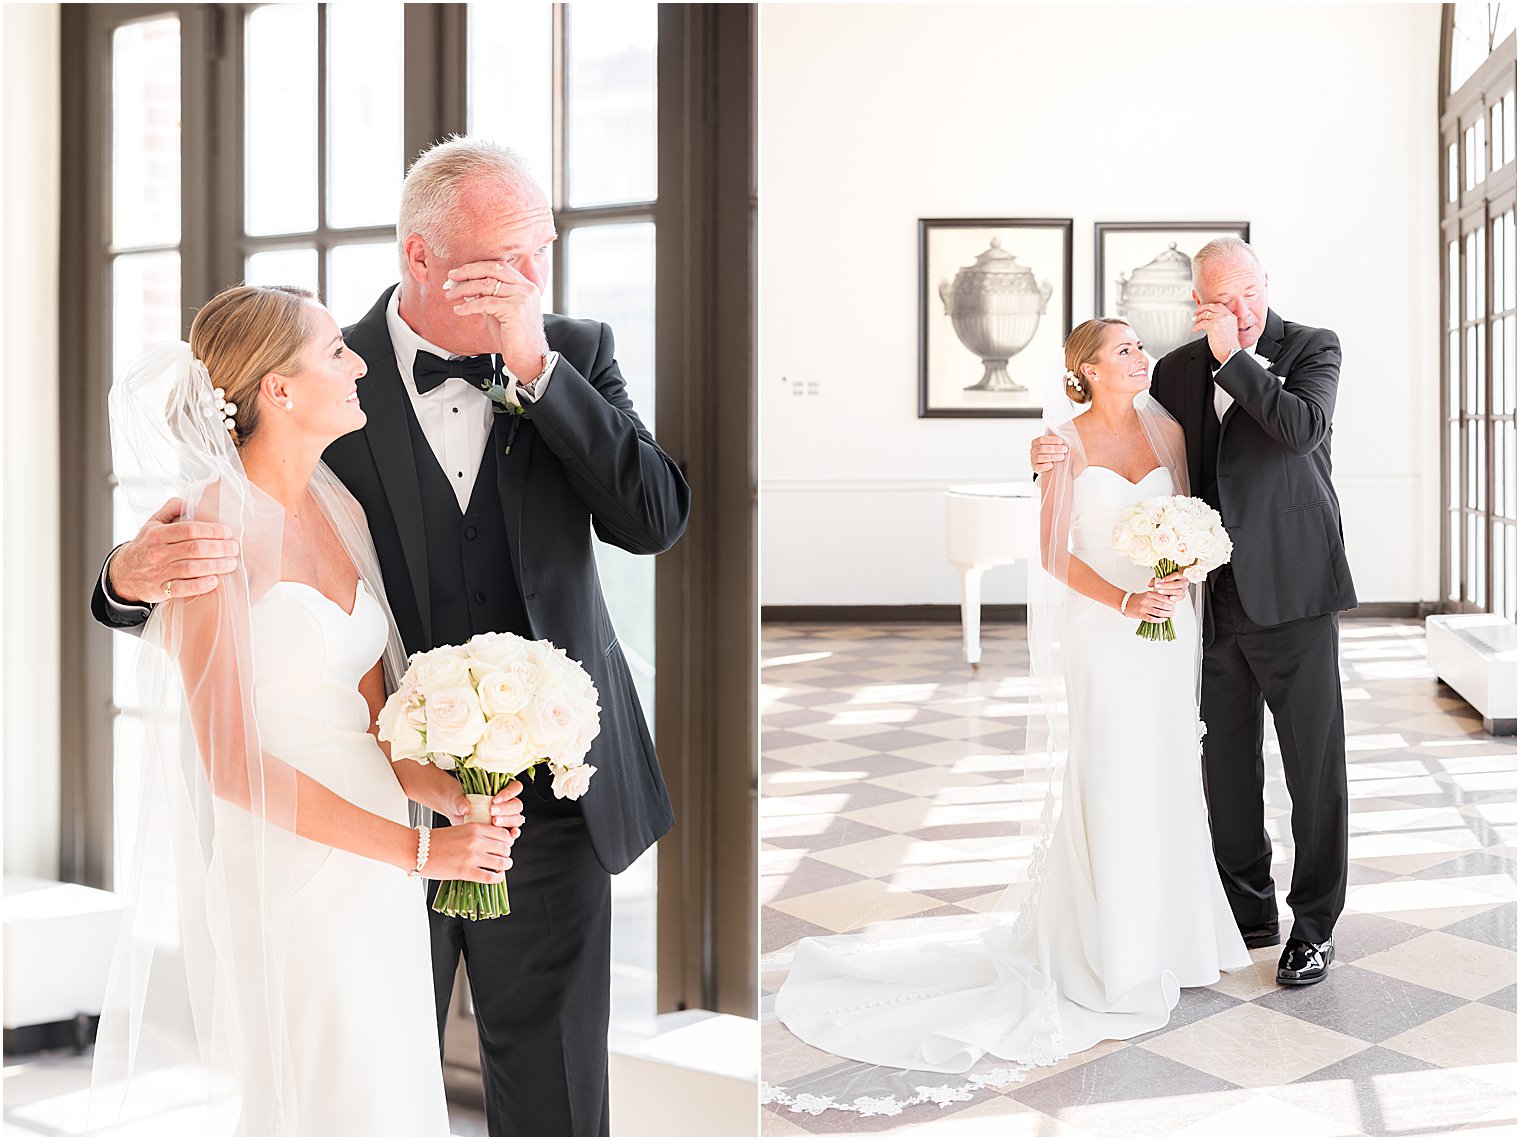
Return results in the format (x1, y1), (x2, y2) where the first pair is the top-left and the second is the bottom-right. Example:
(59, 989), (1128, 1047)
(763, 604), (1026, 623)
(762, 602), (1431, 624)
(3, 1016), (97, 1057)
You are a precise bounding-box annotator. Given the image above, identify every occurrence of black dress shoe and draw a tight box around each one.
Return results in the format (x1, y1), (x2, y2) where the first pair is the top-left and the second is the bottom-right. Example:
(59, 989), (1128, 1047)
(1239, 920), (1280, 949)
(1277, 938), (1333, 985)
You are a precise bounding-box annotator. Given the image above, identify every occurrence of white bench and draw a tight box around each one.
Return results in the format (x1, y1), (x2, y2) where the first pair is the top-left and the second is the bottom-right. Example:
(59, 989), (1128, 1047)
(1426, 613), (1517, 735)
(3, 876), (123, 1046)
(609, 1009), (757, 1136)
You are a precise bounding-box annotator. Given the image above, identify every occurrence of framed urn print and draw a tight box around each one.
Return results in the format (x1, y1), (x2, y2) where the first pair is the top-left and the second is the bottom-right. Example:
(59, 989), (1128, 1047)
(1094, 222), (1251, 360)
(918, 217), (1073, 418)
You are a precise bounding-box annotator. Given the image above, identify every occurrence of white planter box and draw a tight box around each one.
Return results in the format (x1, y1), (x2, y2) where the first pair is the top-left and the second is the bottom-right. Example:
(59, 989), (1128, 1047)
(1426, 614), (1518, 735)
(609, 1009), (757, 1137)
(3, 876), (123, 1030)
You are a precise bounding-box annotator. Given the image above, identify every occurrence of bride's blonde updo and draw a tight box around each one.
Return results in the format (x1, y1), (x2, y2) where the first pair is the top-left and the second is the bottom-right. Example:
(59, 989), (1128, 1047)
(189, 285), (319, 446)
(1062, 318), (1132, 405)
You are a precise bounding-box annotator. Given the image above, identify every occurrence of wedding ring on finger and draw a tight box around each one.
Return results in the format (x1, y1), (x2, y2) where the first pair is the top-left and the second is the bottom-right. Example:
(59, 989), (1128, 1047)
(491, 280), (501, 297)
(163, 579), (173, 600)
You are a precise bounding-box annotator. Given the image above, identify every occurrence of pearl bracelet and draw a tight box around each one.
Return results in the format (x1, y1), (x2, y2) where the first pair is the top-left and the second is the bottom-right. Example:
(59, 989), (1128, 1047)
(1120, 591), (1134, 616)
(408, 826), (431, 878)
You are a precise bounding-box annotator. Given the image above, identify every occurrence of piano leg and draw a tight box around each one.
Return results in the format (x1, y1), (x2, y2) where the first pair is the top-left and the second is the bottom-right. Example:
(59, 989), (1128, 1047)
(957, 563), (988, 668)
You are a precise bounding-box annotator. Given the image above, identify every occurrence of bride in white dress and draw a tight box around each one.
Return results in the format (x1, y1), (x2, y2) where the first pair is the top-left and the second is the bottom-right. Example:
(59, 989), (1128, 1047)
(768, 319), (1249, 1115)
(88, 286), (518, 1136)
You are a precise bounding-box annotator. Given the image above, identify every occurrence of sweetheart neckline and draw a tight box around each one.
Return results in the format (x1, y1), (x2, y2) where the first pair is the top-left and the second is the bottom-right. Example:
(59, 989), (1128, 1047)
(267, 578), (370, 619)
(1078, 465), (1168, 487)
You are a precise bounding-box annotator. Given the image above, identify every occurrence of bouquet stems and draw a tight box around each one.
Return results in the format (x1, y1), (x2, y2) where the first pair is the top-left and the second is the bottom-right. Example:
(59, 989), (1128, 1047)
(431, 766), (522, 921)
(1136, 558), (1181, 642)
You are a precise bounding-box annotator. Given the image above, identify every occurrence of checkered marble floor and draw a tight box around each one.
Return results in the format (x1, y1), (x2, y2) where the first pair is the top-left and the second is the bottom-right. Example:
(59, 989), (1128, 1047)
(760, 620), (1517, 1137)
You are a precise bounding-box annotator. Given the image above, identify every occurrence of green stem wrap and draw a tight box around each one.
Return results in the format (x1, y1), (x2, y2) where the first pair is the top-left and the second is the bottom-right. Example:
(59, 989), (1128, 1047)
(431, 765), (529, 921)
(1136, 557), (1182, 642)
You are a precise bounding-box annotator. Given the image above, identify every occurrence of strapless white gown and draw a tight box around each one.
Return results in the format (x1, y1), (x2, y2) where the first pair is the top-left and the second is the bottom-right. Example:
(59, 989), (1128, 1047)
(207, 580), (449, 1136)
(773, 466), (1249, 1092)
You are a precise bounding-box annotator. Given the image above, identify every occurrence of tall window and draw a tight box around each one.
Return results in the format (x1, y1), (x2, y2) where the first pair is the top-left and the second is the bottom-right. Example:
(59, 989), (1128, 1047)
(464, 0), (660, 1051)
(1441, 4), (1517, 619)
(108, 13), (183, 886)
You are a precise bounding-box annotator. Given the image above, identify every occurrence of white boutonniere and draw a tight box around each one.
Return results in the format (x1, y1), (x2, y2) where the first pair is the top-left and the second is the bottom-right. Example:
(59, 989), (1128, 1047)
(1251, 352), (1284, 383)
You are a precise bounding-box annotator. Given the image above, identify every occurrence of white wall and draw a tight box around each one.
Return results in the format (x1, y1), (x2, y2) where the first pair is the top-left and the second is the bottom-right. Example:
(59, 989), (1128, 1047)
(760, 2), (1441, 607)
(3, 3), (62, 878)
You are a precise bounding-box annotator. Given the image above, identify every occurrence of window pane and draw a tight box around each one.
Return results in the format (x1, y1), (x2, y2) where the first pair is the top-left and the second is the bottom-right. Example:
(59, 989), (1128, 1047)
(1451, 2), (1495, 92)
(1449, 239), (1461, 330)
(246, 5), (317, 235)
(1494, 215), (1507, 316)
(1450, 329), (1463, 419)
(565, 221), (657, 693)
(1505, 314), (1518, 413)
(327, 242), (398, 325)
(1494, 102), (1506, 171)
(1448, 141), (1459, 202)
(1501, 522), (1513, 620)
(245, 247), (320, 294)
(1466, 229), (1479, 321)
(1451, 420), (1462, 507)
(566, 3), (657, 207)
(467, 1), (553, 187)
(327, 3), (403, 229)
(1476, 113), (1488, 185)
(113, 18), (180, 248)
(1449, 511), (1462, 601)
(1505, 91), (1516, 165)
(1468, 326), (1480, 412)
(1474, 513), (1487, 604)
(112, 251), (182, 382)
(1505, 211), (1517, 311)
(1466, 123), (1478, 191)
(1497, 417), (1510, 517)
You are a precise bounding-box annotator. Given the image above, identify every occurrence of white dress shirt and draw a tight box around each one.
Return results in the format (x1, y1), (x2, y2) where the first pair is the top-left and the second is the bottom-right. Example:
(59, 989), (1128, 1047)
(385, 287), (559, 512)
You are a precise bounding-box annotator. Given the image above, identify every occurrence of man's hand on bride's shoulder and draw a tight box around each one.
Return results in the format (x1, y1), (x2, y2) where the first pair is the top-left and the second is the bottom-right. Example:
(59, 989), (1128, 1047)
(109, 497), (240, 605)
(1030, 431), (1069, 475)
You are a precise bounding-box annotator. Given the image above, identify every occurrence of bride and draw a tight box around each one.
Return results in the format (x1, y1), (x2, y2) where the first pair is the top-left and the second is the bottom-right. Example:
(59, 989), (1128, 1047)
(768, 319), (1250, 1114)
(89, 285), (519, 1136)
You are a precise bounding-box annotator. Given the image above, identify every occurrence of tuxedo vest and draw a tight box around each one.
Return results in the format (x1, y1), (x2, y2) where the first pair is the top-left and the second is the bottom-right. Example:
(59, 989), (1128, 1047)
(402, 402), (532, 651)
(1200, 388), (1223, 511)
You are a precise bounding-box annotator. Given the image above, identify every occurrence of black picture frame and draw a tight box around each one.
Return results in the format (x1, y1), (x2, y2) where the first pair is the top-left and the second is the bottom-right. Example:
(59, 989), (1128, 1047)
(918, 217), (1073, 418)
(1094, 222), (1252, 359)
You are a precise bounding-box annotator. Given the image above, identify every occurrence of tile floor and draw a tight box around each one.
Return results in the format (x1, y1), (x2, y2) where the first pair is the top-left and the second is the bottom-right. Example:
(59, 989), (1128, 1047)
(0, 1050), (490, 1136)
(760, 620), (1517, 1137)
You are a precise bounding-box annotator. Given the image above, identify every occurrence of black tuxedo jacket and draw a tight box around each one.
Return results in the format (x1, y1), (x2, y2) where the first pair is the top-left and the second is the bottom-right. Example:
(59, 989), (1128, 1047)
(1149, 309), (1358, 630)
(93, 286), (690, 875)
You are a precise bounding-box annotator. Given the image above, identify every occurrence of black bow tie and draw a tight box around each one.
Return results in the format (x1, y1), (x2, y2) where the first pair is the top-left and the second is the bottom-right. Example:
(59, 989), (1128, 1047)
(412, 349), (496, 395)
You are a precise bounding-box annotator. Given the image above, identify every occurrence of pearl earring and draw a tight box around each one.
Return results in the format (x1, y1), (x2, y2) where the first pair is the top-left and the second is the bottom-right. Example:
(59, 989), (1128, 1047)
(284, 399), (294, 410)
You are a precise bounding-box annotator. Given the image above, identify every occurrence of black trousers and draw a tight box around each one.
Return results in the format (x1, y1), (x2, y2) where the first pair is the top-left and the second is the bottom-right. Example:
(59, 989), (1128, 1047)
(1202, 568), (1349, 946)
(429, 770), (612, 1137)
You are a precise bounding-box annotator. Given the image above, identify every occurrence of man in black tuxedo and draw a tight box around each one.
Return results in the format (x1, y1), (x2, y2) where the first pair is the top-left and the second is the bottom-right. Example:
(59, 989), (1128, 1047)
(92, 137), (690, 1134)
(1033, 238), (1355, 987)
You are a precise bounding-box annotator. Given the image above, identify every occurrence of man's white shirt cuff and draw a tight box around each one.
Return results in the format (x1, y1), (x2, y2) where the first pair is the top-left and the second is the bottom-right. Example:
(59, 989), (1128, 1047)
(504, 350), (561, 406)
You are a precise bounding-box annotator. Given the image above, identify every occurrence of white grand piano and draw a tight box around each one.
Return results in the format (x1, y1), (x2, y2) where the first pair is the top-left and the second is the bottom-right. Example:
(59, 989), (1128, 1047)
(945, 482), (1040, 667)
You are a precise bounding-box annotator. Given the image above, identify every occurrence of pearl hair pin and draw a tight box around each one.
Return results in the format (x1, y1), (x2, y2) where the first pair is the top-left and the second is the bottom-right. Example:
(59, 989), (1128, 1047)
(210, 385), (238, 431)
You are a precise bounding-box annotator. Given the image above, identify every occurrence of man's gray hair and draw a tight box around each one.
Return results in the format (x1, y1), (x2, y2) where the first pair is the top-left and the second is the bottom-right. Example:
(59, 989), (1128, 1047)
(397, 135), (540, 273)
(1192, 236), (1264, 292)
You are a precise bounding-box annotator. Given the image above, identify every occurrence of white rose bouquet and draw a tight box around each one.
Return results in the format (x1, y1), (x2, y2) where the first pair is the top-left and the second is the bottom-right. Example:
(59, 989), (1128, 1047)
(1110, 495), (1233, 642)
(377, 631), (601, 919)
